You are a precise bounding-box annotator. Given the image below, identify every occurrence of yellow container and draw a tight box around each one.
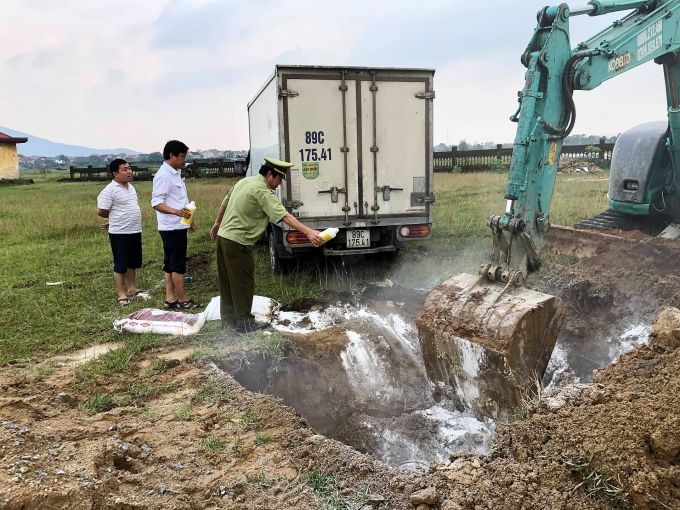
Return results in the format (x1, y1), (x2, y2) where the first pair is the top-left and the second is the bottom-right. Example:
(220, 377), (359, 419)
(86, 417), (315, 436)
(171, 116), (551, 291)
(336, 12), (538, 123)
(181, 201), (196, 226)
(319, 227), (339, 243)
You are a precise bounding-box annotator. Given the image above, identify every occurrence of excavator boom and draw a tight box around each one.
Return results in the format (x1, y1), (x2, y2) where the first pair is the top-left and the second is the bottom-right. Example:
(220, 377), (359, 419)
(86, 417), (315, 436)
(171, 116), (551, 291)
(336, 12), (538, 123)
(418, 0), (680, 417)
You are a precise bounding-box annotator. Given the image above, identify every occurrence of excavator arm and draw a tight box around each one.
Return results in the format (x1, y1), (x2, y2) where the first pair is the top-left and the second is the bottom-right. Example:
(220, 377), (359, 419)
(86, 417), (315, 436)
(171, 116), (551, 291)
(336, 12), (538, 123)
(417, 0), (680, 419)
(496, 0), (680, 282)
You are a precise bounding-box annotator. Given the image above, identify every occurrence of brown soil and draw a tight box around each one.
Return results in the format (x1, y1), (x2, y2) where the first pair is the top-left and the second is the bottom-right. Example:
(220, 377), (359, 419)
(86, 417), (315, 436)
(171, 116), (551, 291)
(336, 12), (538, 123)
(439, 311), (680, 509)
(598, 228), (651, 241)
(3, 312), (680, 509)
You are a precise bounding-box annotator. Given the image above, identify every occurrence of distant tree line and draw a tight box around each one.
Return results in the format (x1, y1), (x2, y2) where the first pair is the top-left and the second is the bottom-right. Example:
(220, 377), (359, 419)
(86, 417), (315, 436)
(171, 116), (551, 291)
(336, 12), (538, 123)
(435, 133), (619, 152)
(19, 149), (249, 171)
(563, 133), (618, 145)
(19, 151), (169, 171)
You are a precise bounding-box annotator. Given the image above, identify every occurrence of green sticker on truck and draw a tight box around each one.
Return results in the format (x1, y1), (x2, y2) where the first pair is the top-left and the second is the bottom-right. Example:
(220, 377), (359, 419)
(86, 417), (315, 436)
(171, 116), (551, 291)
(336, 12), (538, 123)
(302, 162), (319, 179)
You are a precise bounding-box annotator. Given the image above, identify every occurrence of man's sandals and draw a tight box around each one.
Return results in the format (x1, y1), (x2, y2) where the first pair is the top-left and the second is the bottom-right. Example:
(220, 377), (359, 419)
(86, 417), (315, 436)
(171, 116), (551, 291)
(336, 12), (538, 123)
(179, 299), (202, 310)
(118, 290), (150, 307)
(164, 299), (202, 310)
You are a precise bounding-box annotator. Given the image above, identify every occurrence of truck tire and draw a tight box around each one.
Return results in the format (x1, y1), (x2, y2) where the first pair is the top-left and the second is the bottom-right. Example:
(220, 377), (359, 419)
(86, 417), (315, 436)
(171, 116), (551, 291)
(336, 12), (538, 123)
(268, 230), (291, 275)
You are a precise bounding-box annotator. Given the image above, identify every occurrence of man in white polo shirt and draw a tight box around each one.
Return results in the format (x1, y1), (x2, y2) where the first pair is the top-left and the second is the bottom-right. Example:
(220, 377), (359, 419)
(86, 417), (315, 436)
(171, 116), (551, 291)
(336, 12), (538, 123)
(151, 140), (201, 310)
(97, 159), (145, 306)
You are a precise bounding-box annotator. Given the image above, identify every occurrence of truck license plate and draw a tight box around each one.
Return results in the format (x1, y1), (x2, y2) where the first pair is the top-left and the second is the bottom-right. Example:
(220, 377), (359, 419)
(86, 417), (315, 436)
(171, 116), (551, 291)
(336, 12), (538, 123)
(347, 229), (370, 248)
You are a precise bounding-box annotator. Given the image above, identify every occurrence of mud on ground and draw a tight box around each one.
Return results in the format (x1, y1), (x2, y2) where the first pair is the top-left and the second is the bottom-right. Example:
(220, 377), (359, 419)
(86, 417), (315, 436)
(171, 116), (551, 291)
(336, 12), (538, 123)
(2, 311), (679, 509)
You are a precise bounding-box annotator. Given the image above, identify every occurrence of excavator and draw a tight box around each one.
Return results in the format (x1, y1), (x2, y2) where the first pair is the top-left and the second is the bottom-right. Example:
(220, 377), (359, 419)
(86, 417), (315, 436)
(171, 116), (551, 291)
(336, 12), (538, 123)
(417, 0), (680, 417)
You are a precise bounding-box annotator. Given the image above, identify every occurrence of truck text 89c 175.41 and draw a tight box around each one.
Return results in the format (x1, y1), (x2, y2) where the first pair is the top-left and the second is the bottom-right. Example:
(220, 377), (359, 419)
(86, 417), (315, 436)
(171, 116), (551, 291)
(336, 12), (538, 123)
(299, 148), (332, 161)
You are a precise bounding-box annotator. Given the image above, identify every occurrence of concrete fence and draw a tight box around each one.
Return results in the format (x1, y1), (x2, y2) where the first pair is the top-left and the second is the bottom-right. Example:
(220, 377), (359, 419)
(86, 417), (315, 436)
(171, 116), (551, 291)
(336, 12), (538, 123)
(61, 160), (247, 182)
(433, 137), (615, 172)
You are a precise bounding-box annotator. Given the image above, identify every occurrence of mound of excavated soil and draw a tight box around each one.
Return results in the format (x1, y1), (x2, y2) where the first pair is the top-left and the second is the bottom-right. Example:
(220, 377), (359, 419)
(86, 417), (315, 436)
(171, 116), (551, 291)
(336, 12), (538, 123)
(0, 355), (420, 510)
(558, 158), (603, 174)
(424, 307), (680, 510)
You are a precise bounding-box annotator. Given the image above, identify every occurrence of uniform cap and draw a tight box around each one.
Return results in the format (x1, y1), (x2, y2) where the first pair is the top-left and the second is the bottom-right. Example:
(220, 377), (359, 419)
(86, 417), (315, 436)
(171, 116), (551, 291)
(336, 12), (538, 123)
(263, 157), (294, 177)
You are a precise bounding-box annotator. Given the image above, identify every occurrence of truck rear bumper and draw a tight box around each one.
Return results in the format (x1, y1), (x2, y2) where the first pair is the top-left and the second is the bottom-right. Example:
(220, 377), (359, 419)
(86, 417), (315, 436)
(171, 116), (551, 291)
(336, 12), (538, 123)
(322, 245), (398, 256)
(282, 223), (431, 248)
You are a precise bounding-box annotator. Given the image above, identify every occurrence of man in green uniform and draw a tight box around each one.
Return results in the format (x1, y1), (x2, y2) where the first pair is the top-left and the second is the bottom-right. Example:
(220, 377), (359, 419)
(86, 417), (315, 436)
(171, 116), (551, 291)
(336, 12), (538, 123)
(210, 157), (324, 333)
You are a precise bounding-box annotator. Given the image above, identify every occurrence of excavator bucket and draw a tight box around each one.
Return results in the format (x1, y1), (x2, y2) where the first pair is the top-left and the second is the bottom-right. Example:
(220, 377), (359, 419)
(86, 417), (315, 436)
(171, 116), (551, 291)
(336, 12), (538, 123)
(417, 273), (565, 419)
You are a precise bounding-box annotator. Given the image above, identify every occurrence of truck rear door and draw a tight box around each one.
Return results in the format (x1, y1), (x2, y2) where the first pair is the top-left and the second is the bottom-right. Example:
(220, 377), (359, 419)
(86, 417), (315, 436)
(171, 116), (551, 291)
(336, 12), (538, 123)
(359, 77), (431, 220)
(282, 74), (360, 221)
(281, 69), (432, 222)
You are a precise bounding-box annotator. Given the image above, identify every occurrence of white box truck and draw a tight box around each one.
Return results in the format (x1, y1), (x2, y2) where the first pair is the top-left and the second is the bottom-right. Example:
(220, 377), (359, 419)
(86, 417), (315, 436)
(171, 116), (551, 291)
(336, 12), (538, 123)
(247, 65), (435, 273)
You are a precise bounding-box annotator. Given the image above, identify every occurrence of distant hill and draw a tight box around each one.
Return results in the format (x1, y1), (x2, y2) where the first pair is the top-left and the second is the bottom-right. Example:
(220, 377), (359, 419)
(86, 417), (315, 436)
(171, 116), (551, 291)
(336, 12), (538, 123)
(0, 126), (140, 157)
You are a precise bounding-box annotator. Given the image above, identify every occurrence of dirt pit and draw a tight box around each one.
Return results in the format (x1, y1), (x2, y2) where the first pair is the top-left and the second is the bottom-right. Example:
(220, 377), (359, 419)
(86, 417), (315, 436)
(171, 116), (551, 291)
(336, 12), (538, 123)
(214, 260), (665, 474)
(219, 290), (495, 471)
(538, 233), (680, 391)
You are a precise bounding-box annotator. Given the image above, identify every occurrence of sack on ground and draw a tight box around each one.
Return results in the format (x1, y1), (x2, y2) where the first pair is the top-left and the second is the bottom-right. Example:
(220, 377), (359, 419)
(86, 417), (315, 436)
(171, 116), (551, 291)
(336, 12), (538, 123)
(202, 295), (277, 323)
(203, 296), (221, 322)
(113, 308), (206, 336)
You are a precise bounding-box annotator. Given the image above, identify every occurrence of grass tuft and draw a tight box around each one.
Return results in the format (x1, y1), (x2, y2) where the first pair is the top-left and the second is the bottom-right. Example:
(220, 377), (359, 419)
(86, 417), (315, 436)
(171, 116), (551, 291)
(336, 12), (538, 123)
(36, 362), (58, 376)
(307, 468), (370, 510)
(240, 408), (256, 427)
(126, 383), (153, 398)
(126, 382), (171, 401)
(193, 376), (234, 404)
(173, 404), (192, 421)
(513, 372), (544, 421)
(201, 434), (227, 452)
(79, 392), (115, 413)
(255, 434), (271, 446)
(249, 330), (289, 360)
(247, 470), (273, 490)
(232, 436), (244, 453)
(142, 357), (175, 378)
(563, 455), (632, 509)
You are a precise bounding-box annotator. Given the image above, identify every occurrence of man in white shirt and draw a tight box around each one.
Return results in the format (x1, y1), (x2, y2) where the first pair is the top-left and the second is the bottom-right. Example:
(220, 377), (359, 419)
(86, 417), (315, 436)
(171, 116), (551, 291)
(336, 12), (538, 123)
(151, 140), (201, 310)
(97, 159), (145, 306)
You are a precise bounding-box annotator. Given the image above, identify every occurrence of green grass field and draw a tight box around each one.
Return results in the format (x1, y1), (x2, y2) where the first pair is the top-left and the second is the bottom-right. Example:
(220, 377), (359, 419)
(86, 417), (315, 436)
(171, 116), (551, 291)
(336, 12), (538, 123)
(0, 169), (609, 363)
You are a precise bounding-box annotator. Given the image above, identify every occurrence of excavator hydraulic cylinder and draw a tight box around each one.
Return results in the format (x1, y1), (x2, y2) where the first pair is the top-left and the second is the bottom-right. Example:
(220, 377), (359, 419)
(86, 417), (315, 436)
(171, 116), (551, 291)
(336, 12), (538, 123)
(586, 0), (651, 16)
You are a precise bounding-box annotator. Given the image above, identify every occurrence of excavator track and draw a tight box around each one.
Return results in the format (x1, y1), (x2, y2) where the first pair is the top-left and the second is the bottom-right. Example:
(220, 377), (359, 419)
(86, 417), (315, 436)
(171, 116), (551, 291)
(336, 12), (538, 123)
(574, 209), (673, 237)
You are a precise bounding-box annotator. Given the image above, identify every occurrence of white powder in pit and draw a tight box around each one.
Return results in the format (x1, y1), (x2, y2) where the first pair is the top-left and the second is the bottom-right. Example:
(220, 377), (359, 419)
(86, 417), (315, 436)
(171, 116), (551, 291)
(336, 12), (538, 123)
(272, 303), (418, 354)
(368, 312), (419, 355)
(458, 339), (484, 378)
(362, 403), (496, 469)
(273, 306), (345, 333)
(340, 331), (402, 405)
(609, 323), (650, 362)
(449, 338), (485, 404)
(544, 343), (569, 391)
(416, 405), (495, 454)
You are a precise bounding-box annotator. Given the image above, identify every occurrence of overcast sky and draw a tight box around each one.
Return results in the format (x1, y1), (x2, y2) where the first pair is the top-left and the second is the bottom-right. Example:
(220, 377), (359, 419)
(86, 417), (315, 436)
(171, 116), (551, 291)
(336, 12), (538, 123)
(1, 0), (668, 152)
